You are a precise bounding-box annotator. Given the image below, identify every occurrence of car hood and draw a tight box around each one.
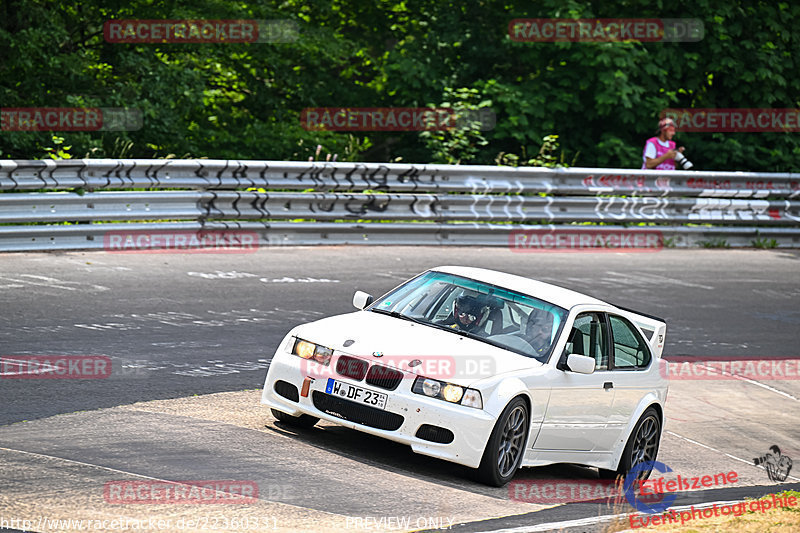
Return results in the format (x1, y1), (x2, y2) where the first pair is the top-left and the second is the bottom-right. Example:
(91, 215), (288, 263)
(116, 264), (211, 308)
(292, 310), (542, 387)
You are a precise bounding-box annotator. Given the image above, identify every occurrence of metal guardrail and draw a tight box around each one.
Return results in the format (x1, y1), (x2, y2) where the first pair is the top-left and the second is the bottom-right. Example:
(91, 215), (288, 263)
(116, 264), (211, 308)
(2, 159), (799, 197)
(2, 191), (798, 225)
(1, 159), (799, 251)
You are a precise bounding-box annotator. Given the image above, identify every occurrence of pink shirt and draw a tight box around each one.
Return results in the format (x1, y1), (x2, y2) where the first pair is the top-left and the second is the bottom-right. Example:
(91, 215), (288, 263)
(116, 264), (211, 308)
(642, 137), (676, 170)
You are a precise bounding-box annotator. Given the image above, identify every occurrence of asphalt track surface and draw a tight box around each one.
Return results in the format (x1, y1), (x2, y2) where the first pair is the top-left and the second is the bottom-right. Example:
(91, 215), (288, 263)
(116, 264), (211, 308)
(1, 248), (799, 532)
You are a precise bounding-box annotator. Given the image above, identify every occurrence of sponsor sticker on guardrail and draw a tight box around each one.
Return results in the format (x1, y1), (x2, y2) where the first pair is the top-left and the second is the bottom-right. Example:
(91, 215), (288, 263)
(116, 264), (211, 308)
(662, 356), (800, 380)
(103, 480), (261, 504)
(509, 229), (663, 252)
(1, 355), (111, 379)
(662, 108), (800, 132)
(509, 18), (703, 42)
(103, 230), (259, 253)
(0, 108), (142, 131)
(300, 107), (496, 131)
(104, 19), (298, 43)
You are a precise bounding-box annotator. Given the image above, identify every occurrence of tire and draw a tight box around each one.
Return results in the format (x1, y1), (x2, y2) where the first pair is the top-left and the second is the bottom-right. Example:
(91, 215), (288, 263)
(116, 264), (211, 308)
(604, 407), (661, 481)
(271, 408), (319, 429)
(476, 397), (529, 487)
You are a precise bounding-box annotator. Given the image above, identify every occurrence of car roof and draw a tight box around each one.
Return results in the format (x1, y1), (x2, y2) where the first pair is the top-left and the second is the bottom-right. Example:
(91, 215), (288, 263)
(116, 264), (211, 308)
(431, 266), (609, 310)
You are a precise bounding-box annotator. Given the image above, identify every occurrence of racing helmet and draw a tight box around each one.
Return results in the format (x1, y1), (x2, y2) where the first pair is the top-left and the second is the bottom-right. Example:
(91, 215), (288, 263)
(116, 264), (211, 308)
(453, 294), (490, 328)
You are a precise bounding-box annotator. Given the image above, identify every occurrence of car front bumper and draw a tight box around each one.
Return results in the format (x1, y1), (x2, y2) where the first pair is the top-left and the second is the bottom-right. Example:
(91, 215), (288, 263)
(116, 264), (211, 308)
(261, 349), (496, 469)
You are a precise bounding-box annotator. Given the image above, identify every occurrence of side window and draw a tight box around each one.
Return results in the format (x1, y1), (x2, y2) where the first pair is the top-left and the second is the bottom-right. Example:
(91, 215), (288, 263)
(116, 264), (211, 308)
(567, 313), (608, 370)
(609, 315), (651, 369)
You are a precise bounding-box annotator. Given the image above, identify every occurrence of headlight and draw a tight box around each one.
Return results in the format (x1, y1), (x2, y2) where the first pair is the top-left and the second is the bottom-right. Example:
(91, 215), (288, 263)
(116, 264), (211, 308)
(442, 384), (464, 403)
(421, 378), (441, 397)
(292, 338), (333, 365)
(412, 376), (482, 409)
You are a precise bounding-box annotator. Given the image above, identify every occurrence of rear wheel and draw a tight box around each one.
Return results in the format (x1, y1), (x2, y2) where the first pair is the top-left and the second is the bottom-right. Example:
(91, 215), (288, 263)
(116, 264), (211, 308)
(476, 397), (529, 486)
(601, 407), (661, 480)
(271, 408), (319, 429)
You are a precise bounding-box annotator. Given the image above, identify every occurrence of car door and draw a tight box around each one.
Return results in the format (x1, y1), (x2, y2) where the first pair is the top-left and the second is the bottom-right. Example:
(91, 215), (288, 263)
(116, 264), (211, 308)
(605, 314), (654, 442)
(532, 312), (618, 451)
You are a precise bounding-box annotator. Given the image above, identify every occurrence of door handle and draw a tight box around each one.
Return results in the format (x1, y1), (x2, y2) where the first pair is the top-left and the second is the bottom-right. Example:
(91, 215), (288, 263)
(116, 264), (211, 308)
(603, 382), (613, 390)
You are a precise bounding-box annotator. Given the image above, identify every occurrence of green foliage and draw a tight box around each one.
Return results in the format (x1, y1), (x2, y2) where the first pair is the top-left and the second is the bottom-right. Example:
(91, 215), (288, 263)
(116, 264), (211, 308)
(699, 237), (731, 248)
(752, 235), (779, 249)
(42, 136), (73, 160)
(0, 0), (798, 171)
(495, 135), (576, 167)
(419, 87), (490, 164)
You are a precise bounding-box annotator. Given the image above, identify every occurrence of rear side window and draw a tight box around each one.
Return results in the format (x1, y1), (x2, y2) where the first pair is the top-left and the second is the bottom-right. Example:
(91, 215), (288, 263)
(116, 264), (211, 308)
(609, 315), (651, 369)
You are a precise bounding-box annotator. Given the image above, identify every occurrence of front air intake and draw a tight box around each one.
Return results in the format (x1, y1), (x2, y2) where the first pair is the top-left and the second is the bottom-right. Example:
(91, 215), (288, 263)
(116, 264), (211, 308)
(416, 424), (454, 444)
(312, 391), (404, 431)
(274, 380), (299, 402)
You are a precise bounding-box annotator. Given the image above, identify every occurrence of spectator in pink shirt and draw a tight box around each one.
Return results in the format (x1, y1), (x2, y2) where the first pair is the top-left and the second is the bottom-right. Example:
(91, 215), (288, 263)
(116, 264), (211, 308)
(642, 117), (686, 170)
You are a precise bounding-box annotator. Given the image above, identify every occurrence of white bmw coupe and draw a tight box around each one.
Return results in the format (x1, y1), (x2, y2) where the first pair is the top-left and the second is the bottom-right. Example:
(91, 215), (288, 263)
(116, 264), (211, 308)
(262, 266), (668, 486)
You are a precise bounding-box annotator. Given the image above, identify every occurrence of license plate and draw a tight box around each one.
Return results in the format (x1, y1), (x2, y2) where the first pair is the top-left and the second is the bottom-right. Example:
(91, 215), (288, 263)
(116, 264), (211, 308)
(326, 378), (387, 409)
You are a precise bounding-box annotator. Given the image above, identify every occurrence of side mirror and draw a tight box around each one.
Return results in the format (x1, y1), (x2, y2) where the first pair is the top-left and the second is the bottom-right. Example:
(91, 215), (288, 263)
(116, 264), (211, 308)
(352, 290), (374, 310)
(566, 353), (595, 374)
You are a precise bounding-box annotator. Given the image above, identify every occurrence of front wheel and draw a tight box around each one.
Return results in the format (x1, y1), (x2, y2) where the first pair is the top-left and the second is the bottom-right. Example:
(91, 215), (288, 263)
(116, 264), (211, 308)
(271, 408), (319, 429)
(602, 407), (661, 480)
(476, 397), (529, 486)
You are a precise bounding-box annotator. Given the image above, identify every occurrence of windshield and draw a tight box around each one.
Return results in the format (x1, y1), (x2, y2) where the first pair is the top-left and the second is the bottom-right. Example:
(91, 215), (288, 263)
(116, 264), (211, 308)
(369, 271), (567, 361)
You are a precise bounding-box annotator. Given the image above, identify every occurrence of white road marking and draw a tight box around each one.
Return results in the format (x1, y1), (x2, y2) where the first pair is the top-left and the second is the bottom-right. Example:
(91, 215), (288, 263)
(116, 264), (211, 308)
(0, 275), (76, 291)
(604, 271), (714, 290)
(187, 271), (258, 279)
(0, 357), (58, 376)
(0, 446), (344, 517)
(683, 361), (800, 401)
(665, 431), (800, 482)
(260, 277), (339, 283)
(0, 274), (108, 291)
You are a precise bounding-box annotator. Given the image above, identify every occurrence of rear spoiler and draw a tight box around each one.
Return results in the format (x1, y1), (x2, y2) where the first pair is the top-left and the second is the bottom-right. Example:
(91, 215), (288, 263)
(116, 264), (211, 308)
(614, 305), (667, 359)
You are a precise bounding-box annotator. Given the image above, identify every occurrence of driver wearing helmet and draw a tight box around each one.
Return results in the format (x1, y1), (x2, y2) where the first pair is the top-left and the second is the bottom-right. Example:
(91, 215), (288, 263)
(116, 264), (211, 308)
(439, 294), (489, 334)
(525, 307), (555, 356)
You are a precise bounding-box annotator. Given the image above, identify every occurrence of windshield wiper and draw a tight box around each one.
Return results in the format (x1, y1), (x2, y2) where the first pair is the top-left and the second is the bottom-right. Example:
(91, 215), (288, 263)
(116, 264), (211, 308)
(422, 320), (487, 342)
(370, 308), (427, 325)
